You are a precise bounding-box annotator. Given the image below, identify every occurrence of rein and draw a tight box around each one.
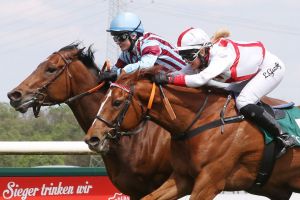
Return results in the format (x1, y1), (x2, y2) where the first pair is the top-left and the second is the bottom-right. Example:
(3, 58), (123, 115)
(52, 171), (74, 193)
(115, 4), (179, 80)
(182, 90), (210, 133)
(63, 82), (105, 104)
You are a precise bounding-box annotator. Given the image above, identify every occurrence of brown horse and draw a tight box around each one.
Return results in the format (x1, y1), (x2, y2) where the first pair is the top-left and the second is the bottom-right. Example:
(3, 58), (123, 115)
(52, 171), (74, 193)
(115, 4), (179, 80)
(85, 69), (300, 200)
(7, 44), (172, 199)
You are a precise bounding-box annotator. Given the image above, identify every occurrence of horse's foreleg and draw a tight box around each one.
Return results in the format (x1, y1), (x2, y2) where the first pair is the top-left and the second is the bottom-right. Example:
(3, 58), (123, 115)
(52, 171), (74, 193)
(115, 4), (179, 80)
(141, 172), (192, 200)
(189, 166), (225, 200)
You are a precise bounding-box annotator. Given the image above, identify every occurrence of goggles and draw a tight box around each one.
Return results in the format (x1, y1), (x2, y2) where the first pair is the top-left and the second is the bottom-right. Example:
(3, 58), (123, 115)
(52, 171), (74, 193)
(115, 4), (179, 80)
(113, 33), (129, 43)
(179, 49), (200, 63)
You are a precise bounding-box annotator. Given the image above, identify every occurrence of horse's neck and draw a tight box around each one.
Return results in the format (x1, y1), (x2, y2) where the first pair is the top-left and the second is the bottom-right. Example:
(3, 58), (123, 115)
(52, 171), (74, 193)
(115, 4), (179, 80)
(68, 93), (102, 132)
(147, 87), (228, 135)
(67, 66), (104, 132)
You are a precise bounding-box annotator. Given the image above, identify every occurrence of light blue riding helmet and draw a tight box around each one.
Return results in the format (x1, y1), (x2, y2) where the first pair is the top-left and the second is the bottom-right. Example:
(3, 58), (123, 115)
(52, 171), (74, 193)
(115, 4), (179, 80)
(107, 12), (144, 34)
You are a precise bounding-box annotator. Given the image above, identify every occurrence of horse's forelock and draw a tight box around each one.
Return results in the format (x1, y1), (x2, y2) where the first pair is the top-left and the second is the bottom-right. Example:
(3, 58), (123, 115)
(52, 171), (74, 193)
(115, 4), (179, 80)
(117, 72), (135, 85)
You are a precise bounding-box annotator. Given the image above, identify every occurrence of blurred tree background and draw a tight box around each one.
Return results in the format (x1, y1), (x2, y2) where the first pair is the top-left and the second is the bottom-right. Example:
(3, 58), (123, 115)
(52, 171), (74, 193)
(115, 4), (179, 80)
(0, 102), (103, 167)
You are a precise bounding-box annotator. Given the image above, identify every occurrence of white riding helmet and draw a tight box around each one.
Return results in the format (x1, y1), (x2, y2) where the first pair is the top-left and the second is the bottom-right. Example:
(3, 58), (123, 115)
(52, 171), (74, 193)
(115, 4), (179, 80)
(177, 28), (211, 51)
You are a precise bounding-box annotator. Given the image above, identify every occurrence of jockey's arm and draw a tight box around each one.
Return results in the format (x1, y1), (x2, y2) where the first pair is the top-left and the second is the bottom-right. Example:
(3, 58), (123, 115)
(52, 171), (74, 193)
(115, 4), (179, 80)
(154, 46), (235, 87)
(122, 54), (159, 74)
(184, 46), (234, 87)
(184, 59), (231, 87)
(122, 40), (161, 74)
(111, 65), (121, 74)
(207, 80), (231, 89)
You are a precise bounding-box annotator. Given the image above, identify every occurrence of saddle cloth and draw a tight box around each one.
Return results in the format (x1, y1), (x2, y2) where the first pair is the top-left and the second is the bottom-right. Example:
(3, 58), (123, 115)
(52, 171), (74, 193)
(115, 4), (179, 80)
(259, 105), (300, 145)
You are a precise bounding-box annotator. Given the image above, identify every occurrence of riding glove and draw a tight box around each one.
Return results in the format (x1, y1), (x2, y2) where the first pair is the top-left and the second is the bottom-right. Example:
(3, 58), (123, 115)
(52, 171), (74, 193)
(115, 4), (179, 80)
(153, 72), (170, 85)
(99, 71), (117, 82)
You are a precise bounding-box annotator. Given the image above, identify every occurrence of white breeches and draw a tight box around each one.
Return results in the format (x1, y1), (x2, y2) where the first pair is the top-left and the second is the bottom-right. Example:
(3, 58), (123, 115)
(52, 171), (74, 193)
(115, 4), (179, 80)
(236, 51), (285, 110)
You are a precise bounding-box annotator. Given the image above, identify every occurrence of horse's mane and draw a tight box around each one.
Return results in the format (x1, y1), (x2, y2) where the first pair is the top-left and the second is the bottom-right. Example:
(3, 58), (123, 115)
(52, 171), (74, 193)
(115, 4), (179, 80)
(59, 42), (100, 74)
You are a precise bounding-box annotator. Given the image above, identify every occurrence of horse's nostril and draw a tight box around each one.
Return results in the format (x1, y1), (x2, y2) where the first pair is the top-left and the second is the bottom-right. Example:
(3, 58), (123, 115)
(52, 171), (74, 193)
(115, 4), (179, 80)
(86, 137), (100, 147)
(7, 91), (22, 101)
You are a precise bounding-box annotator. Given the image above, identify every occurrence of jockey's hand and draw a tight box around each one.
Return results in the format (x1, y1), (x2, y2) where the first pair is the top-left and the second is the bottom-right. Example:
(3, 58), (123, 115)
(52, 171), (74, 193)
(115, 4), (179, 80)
(153, 72), (170, 85)
(99, 71), (117, 82)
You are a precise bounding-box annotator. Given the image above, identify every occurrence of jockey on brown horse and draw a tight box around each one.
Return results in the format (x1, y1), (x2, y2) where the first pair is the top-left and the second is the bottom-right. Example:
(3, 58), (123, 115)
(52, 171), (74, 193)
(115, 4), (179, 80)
(99, 12), (193, 82)
(153, 27), (297, 157)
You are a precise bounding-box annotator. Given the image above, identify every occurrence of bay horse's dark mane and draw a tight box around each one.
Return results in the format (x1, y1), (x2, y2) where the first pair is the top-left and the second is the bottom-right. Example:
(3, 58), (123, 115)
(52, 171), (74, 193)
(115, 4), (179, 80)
(59, 42), (100, 75)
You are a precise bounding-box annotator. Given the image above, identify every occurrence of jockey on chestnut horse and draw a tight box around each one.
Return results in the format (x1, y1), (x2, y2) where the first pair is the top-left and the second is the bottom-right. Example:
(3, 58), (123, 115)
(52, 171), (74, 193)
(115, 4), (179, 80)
(85, 68), (300, 200)
(85, 27), (300, 200)
(155, 27), (297, 157)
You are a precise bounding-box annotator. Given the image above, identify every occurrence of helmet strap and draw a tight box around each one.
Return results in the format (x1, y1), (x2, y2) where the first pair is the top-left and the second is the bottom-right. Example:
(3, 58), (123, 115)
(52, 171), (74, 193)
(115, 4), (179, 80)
(132, 20), (142, 32)
(128, 35), (136, 52)
(128, 32), (142, 52)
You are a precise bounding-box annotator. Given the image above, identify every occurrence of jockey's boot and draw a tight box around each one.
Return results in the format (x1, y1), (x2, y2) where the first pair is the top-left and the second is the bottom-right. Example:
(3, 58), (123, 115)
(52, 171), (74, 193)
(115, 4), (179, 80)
(240, 104), (297, 158)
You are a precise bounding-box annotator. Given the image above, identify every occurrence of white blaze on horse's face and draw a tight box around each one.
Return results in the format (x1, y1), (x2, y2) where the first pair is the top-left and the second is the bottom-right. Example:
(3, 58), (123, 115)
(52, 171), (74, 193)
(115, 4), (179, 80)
(91, 90), (112, 126)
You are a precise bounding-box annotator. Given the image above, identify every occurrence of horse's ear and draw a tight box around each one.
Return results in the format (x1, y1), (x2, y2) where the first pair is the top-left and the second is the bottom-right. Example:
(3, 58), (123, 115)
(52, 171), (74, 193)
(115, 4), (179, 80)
(132, 68), (140, 82)
(78, 47), (86, 54)
(120, 69), (127, 76)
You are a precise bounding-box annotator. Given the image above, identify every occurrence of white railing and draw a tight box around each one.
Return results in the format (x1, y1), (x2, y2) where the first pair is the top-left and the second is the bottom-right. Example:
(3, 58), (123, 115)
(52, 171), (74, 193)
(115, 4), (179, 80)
(0, 141), (96, 155)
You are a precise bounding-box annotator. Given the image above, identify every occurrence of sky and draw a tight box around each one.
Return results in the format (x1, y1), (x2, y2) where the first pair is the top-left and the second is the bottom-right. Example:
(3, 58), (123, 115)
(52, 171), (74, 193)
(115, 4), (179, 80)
(1, 0), (300, 105)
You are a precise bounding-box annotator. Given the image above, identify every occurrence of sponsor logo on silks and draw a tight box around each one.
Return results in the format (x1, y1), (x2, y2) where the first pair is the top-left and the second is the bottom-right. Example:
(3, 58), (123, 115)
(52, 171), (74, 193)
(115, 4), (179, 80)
(108, 192), (130, 200)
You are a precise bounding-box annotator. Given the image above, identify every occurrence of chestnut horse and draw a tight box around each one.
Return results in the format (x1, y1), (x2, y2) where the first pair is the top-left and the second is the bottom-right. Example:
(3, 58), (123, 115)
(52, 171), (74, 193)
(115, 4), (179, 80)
(7, 44), (172, 199)
(85, 69), (300, 200)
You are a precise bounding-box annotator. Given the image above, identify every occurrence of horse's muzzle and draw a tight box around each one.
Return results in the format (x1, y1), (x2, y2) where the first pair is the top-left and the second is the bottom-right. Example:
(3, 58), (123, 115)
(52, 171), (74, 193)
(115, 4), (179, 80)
(7, 90), (35, 112)
(85, 135), (110, 154)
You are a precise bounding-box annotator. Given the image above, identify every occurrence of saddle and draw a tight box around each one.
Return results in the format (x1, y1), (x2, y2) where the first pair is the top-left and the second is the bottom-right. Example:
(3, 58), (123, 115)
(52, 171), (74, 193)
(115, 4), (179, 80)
(259, 101), (294, 120)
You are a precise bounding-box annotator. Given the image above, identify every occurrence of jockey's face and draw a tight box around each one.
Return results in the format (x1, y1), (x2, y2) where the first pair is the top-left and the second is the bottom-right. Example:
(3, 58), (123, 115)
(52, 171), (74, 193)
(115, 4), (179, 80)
(189, 57), (201, 70)
(116, 39), (131, 51)
(180, 49), (201, 70)
(112, 32), (131, 51)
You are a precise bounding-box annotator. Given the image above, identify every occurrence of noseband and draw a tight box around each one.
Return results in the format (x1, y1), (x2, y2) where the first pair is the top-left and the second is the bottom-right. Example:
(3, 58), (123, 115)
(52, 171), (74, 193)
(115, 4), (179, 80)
(96, 83), (148, 140)
(32, 52), (72, 117)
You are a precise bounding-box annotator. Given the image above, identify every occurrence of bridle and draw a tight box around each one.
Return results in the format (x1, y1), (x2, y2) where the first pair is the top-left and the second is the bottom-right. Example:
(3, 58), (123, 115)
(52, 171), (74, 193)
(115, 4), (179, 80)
(96, 82), (149, 140)
(27, 49), (108, 118)
(31, 52), (73, 117)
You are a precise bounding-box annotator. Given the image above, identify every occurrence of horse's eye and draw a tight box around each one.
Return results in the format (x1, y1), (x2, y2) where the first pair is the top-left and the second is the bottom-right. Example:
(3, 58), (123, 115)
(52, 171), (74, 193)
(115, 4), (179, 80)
(113, 100), (122, 107)
(46, 66), (57, 73)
